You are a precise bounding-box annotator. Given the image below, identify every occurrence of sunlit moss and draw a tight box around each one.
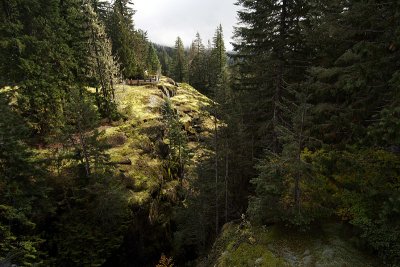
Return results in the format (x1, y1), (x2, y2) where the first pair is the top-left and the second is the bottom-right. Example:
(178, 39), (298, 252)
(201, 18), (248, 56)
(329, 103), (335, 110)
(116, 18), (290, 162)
(202, 222), (380, 267)
(103, 81), (215, 208)
(219, 242), (288, 267)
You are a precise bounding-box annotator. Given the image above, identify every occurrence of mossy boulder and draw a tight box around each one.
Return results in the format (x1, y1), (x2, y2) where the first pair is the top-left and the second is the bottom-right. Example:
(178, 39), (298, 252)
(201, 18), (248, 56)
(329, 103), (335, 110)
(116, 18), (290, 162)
(199, 222), (381, 267)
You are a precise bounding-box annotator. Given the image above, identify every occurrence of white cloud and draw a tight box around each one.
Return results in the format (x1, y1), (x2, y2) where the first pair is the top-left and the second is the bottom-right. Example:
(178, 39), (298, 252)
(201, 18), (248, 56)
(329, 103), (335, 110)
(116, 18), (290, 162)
(133, 0), (240, 51)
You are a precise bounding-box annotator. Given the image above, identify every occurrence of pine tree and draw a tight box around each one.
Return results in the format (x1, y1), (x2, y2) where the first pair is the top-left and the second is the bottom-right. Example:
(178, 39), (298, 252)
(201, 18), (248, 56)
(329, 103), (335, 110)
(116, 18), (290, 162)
(83, 0), (119, 119)
(306, 0), (400, 146)
(209, 25), (227, 91)
(108, 0), (137, 78)
(146, 43), (161, 76)
(47, 87), (130, 266)
(172, 37), (188, 82)
(161, 99), (189, 182)
(158, 47), (173, 77)
(233, 0), (321, 226)
(0, 0), (76, 138)
(233, 0), (311, 154)
(0, 90), (48, 266)
(303, 0), (400, 261)
(188, 32), (207, 90)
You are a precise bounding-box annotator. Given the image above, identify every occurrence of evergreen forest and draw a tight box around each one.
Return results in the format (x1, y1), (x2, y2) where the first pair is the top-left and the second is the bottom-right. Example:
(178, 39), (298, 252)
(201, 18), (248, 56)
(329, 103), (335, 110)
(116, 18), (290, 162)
(0, 0), (399, 266)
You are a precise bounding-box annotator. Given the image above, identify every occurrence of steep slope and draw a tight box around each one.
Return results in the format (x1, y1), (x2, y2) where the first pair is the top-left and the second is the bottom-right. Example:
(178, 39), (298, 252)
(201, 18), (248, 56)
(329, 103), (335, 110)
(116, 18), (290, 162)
(99, 77), (216, 266)
(199, 220), (381, 267)
(103, 78), (214, 208)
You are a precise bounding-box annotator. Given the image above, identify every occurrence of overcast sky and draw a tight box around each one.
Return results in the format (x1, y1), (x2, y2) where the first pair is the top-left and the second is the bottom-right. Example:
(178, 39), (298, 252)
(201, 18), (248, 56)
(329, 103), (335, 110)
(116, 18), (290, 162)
(133, 0), (240, 51)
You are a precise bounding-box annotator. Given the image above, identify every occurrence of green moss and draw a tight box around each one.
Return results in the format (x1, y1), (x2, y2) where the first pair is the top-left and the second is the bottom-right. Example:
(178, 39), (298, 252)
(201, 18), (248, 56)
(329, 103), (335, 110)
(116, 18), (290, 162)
(127, 190), (151, 206)
(98, 80), (216, 210)
(202, 222), (381, 267)
(114, 84), (162, 122)
(219, 242), (288, 267)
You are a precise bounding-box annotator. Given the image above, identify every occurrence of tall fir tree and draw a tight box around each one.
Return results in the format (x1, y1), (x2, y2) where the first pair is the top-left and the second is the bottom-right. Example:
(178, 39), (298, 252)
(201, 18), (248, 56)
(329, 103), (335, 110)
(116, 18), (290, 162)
(108, 0), (137, 78)
(172, 37), (188, 82)
(146, 43), (161, 76)
(0, 89), (49, 266)
(233, 0), (323, 227)
(83, 0), (119, 119)
(0, 0), (77, 138)
(233, 0), (311, 154)
(209, 25), (227, 91)
(188, 32), (207, 90)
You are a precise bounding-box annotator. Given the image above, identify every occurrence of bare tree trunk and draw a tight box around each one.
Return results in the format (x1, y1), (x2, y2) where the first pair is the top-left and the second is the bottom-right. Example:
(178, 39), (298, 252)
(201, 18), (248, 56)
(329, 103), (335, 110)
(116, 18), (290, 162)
(224, 140), (229, 223)
(214, 114), (219, 235)
(294, 103), (306, 213)
(77, 122), (91, 177)
(110, 74), (115, 100)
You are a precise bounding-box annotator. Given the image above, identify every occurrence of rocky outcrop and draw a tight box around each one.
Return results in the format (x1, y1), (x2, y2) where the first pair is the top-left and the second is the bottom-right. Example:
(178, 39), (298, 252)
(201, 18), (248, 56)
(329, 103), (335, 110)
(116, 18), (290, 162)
(198, 222), (381, 267)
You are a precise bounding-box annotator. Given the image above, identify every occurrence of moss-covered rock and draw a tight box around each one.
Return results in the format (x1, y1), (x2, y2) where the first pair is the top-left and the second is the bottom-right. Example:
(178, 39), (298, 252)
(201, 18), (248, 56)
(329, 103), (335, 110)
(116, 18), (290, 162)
(102, 77), (216, 211)
(199, 221), (381, 267)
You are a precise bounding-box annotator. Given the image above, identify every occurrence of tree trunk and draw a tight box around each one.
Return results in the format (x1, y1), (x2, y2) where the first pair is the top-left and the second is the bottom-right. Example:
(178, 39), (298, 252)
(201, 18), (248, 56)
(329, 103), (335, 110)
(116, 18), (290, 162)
(224, 141), (229, 223)
(294, 103), (306, 213)
(77, 122), (90, 177)
(272, 0), (288, 153)
(214, 113), (219, 235)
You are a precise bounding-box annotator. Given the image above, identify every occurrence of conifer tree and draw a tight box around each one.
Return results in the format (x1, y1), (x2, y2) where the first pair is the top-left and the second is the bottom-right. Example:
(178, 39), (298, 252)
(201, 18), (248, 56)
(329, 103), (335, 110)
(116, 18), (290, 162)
(307, 0), (400, 146)
(209, 25), (227, 90)
(161, 99), (189, 181)
(132, 29), (150, 77)
(146, 43), (161, 76)
(233, 0), (311, 154)
(159, 48), (173, 77)
(188, 32), (207, 90)
(172, 37), (188, 82)
(0, 0), (76, 137)
(108, 0), (137, 78)
(47, 87), (131, 266)
(233, 0), (318, 226)
(83, 0), (119, 119)
(0, 90), (48, 266)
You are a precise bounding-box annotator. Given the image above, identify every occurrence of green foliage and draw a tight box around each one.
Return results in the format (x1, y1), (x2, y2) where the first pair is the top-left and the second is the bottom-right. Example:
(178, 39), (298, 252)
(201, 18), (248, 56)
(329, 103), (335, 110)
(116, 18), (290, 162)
(307, 148), (400, 264)
(0, 91), (49, 266)
(146, 44), (161, 75)
(2, 0), (400, 265)
(83, 0), (119, 119)
(209, 25), (227, 91)
(187, 26), (228, 95)
(158, 47), (173, 77)
(41, 88), (132, 266)
(248, 150), (331, 229)
(233, 0), (400, 264)
(107, 0), (138, 78)
(172, 37), (188, 82)
(249, 90), (329, 228)
(0, 0), (75, 137)
(368, 106), (400, 147)
(161, 98), (189, 181)
(188, 33), (206, 88)
(48, 173), (130, 266)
